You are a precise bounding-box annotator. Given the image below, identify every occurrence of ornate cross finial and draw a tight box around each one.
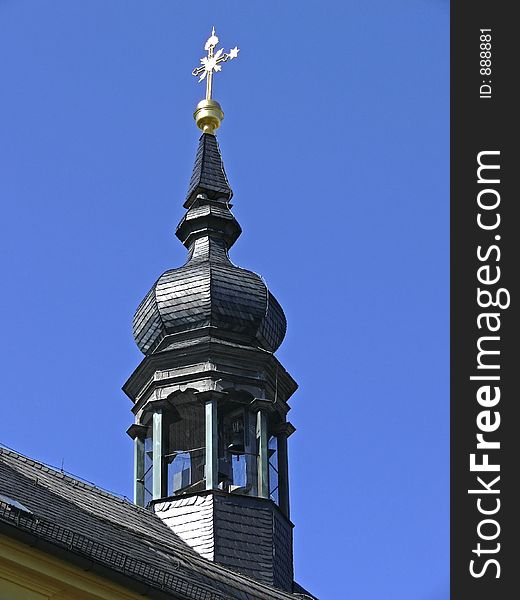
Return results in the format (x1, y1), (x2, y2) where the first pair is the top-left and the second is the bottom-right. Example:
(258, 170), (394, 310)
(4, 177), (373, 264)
(192, 27), (239, 101)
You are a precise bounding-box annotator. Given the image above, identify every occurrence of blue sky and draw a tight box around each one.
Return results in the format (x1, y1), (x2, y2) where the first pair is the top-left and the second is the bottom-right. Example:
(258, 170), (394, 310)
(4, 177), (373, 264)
(0, 1), (449, 598)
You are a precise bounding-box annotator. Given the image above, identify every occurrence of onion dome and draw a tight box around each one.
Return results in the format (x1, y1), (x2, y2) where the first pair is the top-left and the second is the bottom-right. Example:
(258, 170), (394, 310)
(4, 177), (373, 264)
(133, 133), (286, 356)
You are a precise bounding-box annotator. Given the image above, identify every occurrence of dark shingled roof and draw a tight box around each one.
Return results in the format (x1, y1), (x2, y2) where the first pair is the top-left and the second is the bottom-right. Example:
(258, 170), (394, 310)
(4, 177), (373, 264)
(0, 446), (314, 600)
(132, 245), (287, 356)
(132, 132), (287, 357)
(185, 133), (233, 208)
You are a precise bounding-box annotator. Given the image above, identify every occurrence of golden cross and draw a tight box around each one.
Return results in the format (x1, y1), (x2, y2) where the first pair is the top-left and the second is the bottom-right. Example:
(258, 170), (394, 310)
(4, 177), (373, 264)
(192, 27), (239, 101)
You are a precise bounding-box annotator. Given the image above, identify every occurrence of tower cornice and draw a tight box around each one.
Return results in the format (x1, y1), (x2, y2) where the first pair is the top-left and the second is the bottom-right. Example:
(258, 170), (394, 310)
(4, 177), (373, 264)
(123, 334), (298, 416)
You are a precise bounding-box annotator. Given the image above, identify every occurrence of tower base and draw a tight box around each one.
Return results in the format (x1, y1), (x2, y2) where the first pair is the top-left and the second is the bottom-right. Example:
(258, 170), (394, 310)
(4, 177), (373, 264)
(153, 490), (294, 592)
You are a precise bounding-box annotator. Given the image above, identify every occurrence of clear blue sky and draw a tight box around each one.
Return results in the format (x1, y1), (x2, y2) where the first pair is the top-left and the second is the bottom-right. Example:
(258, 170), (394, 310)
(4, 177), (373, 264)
(0, 2), (449, 598)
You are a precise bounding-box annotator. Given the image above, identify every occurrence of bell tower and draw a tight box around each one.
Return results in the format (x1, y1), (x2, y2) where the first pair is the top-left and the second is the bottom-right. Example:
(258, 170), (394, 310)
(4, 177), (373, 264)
(123, 29), (298, 591)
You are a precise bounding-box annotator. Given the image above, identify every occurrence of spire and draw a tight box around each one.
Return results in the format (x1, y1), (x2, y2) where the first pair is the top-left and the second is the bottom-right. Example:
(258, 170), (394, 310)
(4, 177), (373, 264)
(177, 131), (240, 256)
(133, 118), (287, 356)
(183, 133), (233, 208)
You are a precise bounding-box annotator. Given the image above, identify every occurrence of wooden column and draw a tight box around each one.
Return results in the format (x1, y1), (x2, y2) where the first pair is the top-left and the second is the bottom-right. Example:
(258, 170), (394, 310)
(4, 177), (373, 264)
(134, 436), (145, 507)
(205, 397), (218, 490)
(273, 421), (295, 518)
(257, 410), (269, 499)
(152, 410), (163, 500)
(277, 433), (290, 518)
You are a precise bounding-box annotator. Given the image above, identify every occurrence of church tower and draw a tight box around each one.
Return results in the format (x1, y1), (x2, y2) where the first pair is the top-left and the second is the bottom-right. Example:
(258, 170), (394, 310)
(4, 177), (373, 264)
(123, 30), (298, 592)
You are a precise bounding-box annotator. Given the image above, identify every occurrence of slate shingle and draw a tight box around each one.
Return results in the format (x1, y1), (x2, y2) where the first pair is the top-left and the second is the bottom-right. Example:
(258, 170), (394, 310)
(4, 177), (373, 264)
(185, 134), (233, 208)
(0, 446), (312, 600)
(132, 133), (286, 357)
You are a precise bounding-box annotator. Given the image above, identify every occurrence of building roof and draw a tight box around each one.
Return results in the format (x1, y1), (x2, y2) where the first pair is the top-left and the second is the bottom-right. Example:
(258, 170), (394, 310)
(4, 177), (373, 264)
(132, 133), (287, 356)
(184, 133), (233, 208)
(0, 446), (314, 600)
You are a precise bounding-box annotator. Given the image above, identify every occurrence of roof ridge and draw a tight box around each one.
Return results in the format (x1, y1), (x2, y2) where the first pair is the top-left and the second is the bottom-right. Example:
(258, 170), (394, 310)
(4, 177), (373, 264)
(0, 444), (221, 563)
(0, 443), (148, 515)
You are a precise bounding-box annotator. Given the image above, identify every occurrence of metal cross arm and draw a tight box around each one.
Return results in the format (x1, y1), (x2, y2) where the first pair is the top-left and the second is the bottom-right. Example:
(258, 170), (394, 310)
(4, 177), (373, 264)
(191, 48), (239, 80)
(192, 27), (239, 101)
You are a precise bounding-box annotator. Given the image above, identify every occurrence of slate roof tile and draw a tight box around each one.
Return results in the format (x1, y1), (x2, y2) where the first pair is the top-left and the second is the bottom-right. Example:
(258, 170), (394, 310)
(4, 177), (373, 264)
(185, 134), (232, 208)
(0, 446), (310, 600)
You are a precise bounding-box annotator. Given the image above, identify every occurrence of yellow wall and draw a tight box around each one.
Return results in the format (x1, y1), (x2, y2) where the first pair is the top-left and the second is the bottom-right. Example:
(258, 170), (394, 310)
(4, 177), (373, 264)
(0, 533), (149, 600)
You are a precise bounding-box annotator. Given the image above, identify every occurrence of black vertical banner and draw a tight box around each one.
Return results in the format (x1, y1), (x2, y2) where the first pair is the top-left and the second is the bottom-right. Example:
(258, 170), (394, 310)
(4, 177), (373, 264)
(451, 3), (518, 599)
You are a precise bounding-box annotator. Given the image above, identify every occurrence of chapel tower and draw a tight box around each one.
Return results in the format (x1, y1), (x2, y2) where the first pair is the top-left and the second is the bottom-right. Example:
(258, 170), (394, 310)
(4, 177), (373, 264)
(123, 29), (298, 591)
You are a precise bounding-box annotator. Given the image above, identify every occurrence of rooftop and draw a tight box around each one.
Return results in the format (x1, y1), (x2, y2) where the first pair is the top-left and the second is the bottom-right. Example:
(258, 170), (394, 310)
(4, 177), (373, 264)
(0, 445), (314, 600)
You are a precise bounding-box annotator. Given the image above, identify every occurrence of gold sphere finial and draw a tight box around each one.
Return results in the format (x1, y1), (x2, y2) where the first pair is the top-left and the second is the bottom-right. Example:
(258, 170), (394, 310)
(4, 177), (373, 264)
(193, 98), (224, 135)
(192, 27), (239, 133)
